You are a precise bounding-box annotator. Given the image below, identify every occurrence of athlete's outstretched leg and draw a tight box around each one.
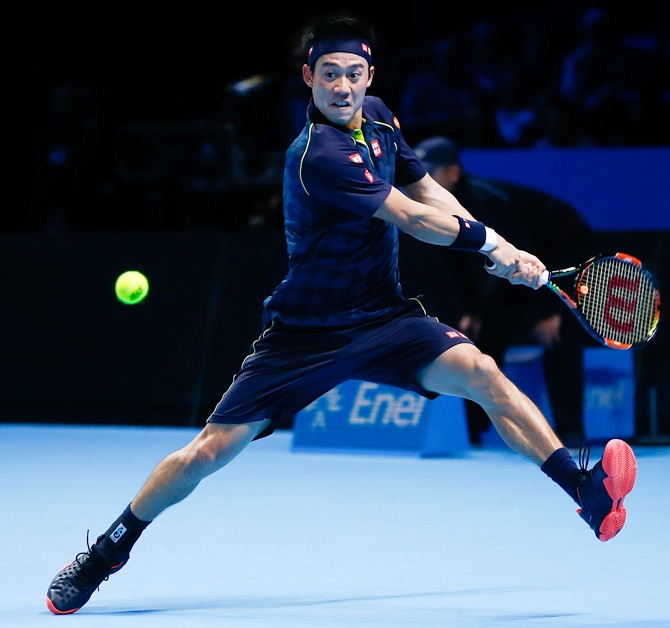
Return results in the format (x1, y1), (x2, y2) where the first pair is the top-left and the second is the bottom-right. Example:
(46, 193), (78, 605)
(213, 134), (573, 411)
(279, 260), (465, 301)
(131, 420), (267, 521)
(46, 420), (270, 615)
(418, 344), (560, 463)
(417, 344), (636, 542)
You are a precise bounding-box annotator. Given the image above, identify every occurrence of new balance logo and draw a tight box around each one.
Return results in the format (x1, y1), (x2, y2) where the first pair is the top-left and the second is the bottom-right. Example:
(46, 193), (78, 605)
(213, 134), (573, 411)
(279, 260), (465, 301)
(110, 523), (127, 543)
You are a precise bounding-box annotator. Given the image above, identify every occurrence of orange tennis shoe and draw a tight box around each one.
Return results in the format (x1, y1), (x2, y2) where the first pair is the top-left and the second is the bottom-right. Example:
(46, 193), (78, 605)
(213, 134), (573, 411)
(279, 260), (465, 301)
(576, 439), (637, 541)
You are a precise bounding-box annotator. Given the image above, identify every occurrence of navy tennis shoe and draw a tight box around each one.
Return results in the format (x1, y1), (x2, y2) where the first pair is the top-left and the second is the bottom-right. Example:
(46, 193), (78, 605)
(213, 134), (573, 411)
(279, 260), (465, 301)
(46, 534), (127, 615)
(576, 439), (637, 541)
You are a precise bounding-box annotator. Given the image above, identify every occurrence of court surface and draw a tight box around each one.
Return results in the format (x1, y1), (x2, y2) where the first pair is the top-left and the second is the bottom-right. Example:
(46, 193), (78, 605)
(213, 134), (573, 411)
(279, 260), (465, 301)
(2, 423), (668, 627)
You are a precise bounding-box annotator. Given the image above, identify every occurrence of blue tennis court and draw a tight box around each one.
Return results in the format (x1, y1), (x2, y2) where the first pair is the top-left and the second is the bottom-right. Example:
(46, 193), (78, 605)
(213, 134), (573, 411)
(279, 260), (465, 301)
(2, 423), (669, 627)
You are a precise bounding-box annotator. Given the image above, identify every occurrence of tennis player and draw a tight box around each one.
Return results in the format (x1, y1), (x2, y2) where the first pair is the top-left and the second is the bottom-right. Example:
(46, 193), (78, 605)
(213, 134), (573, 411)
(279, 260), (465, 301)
(47, 11), (637, 615)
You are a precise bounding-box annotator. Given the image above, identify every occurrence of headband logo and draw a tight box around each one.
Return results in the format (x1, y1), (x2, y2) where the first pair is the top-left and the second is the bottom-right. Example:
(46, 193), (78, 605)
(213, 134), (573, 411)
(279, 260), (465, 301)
(308, 38), (372, 66)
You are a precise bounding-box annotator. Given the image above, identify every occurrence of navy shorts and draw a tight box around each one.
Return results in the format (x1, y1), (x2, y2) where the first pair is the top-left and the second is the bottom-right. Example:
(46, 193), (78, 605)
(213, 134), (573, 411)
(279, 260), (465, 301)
(207, 297), (473, 439)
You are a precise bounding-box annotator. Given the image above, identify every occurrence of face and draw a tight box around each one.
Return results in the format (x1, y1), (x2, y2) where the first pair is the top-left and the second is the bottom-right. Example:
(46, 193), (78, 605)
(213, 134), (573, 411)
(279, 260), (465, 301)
(303, 52), (374, 129)
(431, 164), (462, 192)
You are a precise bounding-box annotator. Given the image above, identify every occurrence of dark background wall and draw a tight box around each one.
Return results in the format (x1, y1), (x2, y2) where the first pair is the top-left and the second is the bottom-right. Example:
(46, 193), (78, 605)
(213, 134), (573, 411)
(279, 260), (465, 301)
(2, 222), (668, 437)
(2, 2), (669, 439)
(5, 1), (670, 234)
(0, 231), (287, 427)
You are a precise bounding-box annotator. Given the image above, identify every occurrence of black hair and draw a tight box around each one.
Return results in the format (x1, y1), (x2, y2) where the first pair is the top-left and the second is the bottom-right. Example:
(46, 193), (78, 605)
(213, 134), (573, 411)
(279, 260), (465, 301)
(300, 11), (378, 63)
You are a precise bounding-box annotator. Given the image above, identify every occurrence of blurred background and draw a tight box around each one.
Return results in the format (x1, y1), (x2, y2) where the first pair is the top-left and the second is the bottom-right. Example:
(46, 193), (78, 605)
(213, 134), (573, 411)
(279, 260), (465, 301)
(2, 1), (668, 439)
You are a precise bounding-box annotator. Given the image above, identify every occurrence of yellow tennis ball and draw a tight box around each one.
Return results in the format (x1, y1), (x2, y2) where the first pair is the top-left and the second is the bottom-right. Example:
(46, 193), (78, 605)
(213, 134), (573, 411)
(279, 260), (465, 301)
(115, 270), (149, 305)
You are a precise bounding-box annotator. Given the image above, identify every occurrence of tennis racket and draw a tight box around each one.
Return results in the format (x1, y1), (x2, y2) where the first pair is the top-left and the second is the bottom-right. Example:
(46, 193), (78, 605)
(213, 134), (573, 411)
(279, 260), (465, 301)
(540, 252), (661, 349)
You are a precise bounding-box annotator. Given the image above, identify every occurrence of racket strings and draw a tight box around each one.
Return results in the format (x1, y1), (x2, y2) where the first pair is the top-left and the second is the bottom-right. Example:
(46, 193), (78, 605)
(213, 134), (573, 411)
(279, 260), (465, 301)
(579, 258), (658, 345)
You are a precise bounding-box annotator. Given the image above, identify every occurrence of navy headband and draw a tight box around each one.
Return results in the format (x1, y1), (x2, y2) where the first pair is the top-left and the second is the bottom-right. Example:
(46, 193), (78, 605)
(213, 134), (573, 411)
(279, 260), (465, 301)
(307, 37), (373, 66)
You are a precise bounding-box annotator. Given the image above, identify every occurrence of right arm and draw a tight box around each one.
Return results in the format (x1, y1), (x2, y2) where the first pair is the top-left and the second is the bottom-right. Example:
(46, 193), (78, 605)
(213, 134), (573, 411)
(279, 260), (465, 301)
(373, 174), (545, 288)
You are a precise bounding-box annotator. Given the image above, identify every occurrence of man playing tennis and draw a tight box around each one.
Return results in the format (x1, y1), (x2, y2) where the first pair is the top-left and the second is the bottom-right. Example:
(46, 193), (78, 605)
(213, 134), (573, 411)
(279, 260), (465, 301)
(47, 11), (637, 615)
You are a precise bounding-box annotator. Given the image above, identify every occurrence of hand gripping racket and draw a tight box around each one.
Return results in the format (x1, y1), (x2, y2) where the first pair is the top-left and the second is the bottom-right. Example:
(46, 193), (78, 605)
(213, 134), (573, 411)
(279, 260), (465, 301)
(540, 252), (661, 349)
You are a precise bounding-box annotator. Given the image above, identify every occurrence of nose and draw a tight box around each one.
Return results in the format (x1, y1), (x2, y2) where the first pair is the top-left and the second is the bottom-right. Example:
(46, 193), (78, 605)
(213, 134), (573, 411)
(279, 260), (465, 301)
(333, 76), (350, 94)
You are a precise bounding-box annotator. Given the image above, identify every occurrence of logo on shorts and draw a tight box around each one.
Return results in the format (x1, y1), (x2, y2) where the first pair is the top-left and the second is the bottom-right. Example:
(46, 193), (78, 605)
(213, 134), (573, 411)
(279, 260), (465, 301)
(446, 330), (468, 339)
(364, 169), (374, 183)
(349, 153), (363, 163)
(110, 523), (127, 543)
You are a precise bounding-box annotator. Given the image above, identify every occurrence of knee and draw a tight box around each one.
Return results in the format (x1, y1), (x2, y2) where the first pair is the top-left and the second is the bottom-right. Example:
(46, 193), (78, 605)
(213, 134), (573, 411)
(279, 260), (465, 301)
(466, 352), (509, 402)
(471, 352), (501, 386)
(187, 438), (223, 470)
(182, 428), (239, 473)
(183, 422), (261, 474)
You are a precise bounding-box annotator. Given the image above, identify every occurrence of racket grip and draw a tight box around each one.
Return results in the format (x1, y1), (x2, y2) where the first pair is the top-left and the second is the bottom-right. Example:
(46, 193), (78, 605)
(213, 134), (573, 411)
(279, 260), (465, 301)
(486, 258), (550, 284)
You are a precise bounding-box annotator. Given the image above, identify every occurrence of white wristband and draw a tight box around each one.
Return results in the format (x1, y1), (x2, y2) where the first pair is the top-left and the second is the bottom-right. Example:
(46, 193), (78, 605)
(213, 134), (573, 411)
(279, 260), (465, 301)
(479, 227), (498, 252)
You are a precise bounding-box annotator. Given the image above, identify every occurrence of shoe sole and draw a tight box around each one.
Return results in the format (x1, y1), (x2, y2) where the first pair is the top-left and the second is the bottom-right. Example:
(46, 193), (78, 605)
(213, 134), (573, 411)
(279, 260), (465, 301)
(598, 439), (637, 542)
(46, 562), (81, 615)
(46, 595), (79, 615)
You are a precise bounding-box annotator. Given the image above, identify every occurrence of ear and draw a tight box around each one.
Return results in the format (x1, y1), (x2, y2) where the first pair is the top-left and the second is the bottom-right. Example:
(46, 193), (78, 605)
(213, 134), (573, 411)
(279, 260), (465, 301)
(302, 64), (313, 87)
(442, 164), (463, 190)
(446, 164), (462, 178)
(367, 65), (375, 87)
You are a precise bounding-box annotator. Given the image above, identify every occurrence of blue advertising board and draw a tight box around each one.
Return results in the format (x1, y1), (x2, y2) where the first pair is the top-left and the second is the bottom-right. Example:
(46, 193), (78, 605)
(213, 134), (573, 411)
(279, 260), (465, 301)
(479, 346), (635, 446)
(583, 348), (635, 441)
(461, 147), (670, 231)
(292, 380), (470, 457)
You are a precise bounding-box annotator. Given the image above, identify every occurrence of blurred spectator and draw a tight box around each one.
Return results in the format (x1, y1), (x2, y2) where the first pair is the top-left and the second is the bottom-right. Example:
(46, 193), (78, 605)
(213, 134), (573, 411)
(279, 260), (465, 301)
(492, 62), (544, 147)
(398, 37), (481, 145)
(15, 3), (670, 234)
(462, 22), (508, 102)
(532, 102), (596, 148)
(557, 5), (649, 145)
(34, 81), (102, 232)
(611, 27), (670, 145)
(414, 136), (600, 446)
(559, 7), (617, 108)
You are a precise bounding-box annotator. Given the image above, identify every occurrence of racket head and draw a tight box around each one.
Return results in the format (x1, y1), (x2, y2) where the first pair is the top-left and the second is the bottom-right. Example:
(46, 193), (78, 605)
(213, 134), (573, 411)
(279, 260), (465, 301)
(572, 252), (661, 349)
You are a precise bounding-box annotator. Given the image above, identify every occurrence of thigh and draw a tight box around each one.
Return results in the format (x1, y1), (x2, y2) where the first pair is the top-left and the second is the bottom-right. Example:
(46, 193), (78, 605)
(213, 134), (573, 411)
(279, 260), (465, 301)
(416, 342), (500, 400)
